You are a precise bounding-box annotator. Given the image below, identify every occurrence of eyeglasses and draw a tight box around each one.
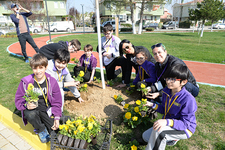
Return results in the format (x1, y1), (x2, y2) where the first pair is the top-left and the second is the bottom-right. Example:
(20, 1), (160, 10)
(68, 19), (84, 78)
(123, 46), (130, 52)
(103, 32), (111, 36)
(136, 57), (145, 61)
(151, 43), (166, 50)
(71, 45), (77, 52)
(164, 78), (181, 83)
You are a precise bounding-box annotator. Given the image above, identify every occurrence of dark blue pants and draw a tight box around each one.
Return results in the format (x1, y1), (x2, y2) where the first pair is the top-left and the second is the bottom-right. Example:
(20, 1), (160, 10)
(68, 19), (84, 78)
(184, 82), (199, 97)
(18, 32), (39, 60)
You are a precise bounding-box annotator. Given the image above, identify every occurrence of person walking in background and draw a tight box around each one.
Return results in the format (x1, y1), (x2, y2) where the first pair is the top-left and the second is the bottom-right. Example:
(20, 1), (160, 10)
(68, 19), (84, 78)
(10, 3), (39, 63)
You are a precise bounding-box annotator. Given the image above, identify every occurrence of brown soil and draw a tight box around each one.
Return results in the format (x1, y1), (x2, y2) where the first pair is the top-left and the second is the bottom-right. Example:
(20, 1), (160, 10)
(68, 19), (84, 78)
(64, 82), (142, 125)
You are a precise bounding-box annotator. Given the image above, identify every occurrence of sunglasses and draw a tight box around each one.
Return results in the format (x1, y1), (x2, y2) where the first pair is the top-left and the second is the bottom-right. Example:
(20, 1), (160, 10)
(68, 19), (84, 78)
(151, 43), (166, 50)
(123, 46), (130, 52)
(164, 78), (181, 83)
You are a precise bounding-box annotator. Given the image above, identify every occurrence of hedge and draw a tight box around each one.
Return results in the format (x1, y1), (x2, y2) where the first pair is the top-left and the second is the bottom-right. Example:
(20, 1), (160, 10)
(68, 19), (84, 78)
(121, 23), (132, 28)
(179, 21), (191, 28)
(145, 27), (154, 31)
(120, 28), (132, 32)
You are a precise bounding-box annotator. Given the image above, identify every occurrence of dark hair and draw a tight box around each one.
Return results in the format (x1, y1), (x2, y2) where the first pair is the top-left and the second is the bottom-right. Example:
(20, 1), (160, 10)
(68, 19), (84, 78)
(103, 23), (113, 32)
(164, 64), (189, 81)
(69, 39), (81, 51)
(30, 53), (48, 68)
(84, 44), (93, 52)
(54, 48), (70, 63)
(135, 48), (148, 58)
(119, 39), (134, 56)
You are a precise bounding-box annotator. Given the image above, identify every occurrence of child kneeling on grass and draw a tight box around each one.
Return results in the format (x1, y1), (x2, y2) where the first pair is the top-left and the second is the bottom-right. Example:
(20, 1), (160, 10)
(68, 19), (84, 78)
(46, 48), (84, 106)
(73, 44), (97, 83)
(15, 54), (62, 143)
(142, 64), (197, 149)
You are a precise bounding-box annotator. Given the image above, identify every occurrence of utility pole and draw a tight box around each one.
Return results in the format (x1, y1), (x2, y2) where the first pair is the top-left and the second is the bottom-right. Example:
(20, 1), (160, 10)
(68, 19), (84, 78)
(44, 0), (52, 42)
(81, 4), (85, 34)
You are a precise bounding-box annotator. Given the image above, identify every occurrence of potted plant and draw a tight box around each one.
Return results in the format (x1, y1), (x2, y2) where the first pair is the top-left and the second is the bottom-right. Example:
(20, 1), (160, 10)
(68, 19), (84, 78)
(23, 83), (39, 107)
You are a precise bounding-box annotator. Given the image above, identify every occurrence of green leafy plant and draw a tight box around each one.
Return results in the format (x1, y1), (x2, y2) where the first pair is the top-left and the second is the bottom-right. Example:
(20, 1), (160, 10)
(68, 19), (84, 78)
(71, 57), (79, 63)
(126, 84), (136, 95)
(113, 94), (124, 104)
(123, 99), (150, 128)
(79, 84), (88, 92)
(73, 71), (84, 83)
(94, 76), (101, 83)
(106, 79), (114, 87)
(22, 83), (39, 103)
(137, 83), (149, 95)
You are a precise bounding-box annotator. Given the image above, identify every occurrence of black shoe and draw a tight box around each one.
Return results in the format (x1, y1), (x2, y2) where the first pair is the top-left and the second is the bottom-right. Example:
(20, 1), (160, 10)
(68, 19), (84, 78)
(60, 114), (71, 124)
(115, 68), (122, 76)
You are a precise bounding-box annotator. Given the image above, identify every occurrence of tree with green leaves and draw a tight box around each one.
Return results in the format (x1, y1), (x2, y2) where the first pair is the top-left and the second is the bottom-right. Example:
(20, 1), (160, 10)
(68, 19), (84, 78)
(189, 0), (225, 37)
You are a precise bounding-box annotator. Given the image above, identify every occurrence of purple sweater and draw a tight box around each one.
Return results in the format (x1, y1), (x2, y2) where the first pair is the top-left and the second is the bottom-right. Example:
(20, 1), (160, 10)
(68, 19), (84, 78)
(153, 87), (197, 138)
(79, 53), (97, 71)
(15, 73), (62, 126)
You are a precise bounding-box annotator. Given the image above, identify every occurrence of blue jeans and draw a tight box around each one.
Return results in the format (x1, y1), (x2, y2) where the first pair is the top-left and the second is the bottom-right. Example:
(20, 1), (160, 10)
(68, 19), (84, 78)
(185, 82), (199, 97)
(18, 32), (39, 60)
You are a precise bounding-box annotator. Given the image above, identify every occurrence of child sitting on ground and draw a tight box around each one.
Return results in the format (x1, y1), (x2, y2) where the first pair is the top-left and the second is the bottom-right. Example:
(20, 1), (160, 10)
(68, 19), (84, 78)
(46, 48), (84, 106)
(142, 64), (197, 149)
(15, 54), (62, 143)
(73, 44), (97, 83)
(132, 48), (156, 90)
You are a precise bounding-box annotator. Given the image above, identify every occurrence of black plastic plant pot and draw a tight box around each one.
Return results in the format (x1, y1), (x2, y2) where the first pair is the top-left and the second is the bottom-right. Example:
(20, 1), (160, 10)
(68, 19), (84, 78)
(57, 134), (63, 143)
(73, 139), (80, 148)
(79, 139), (88, 149)
(91, 136), (97, 145)
(61, 135), (69, 146)
(67, 137), (74, 147)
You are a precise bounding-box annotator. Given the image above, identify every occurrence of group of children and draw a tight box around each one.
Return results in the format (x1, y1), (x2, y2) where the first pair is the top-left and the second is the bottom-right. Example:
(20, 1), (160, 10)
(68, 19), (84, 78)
(15, 23), (197, 149)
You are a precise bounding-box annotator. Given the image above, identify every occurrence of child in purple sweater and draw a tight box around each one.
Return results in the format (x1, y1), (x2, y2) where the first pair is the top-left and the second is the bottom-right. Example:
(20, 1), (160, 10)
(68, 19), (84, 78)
(73, 44), (97, 83)
(15, 54), (62, 143)
(142, 64), (197, 149)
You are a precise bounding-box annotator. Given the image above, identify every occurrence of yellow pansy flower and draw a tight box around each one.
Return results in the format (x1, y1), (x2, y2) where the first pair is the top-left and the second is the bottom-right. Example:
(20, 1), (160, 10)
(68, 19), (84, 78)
(75, 119), (82, 126)
(74, 130), (78, 135)
(124, 104), (129, 109)
(79, 71), (85, 77)
(125, 112), (131, 119)
(132, 116), (138, 121)
(94, 76), (96, 80)
(114, 95), (117, 99)
(59, 125), (63, 130)
(136, 100), (141, 105)
(77, 125), (85, 132)
(66, 119), (71, 125)
(131, 145), (137, 150)
(71, 58), (75, 61)
(142, 98), (147, 102)
(134, 106), (139, 113)
(141, 83), (146, 88)
(27, 83), (34, 90)
(83, 84), (88, 88)
(88, 123), (93, 130)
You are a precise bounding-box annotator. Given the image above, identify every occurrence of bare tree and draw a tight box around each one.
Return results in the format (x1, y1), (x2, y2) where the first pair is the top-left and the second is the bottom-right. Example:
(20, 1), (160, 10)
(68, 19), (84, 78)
(69, 7), (80, 30)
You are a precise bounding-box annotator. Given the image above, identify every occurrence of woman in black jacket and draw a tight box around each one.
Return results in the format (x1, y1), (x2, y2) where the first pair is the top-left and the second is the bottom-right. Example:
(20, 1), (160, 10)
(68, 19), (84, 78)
(147, 43), (199, 99)
(117, 39), (156, 88)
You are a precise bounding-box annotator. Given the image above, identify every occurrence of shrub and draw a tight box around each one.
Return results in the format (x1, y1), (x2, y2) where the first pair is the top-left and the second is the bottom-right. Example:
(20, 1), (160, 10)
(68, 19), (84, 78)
(204, 21), (213, 26)
(145, 27), (154, 31)
(121, 23), (132, 28)
(120, 28), (132, 32)
(179, 21), (191, 28)
(94, 26), (103, 33)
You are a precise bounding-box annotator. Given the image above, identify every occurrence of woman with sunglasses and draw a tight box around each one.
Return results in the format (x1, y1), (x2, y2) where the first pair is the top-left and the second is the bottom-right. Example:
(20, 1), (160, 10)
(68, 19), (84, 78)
(117, 39), (156, 88)
(146, 43), (199, 100)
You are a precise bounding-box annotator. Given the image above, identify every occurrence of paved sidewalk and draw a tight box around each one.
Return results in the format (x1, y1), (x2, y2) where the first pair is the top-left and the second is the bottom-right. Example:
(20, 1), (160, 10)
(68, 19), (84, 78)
(0, 122), (34, 150)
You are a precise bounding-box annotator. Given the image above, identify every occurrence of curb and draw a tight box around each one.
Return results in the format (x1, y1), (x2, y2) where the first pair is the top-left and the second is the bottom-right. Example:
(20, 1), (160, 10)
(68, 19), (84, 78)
(0, 105), (50, 150)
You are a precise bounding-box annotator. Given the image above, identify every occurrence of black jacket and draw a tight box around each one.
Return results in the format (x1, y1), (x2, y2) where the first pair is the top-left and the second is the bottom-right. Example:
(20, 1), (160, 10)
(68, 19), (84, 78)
(151, 54), (197, 93)
(39, 41), (68, 60)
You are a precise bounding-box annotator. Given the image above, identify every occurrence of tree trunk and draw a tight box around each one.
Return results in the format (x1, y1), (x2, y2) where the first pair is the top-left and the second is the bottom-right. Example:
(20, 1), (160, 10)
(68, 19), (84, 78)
(200, 24), (204, 37)
(130, 0), (136, 34)
(210, 21), (214, 32)
(138, 0), (145, 34)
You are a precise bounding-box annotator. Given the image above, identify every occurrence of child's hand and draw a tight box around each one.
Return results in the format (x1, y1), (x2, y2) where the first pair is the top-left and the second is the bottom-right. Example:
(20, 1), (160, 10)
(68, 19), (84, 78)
(88, 79), (93, 83)
(103, 52), (112, 59)
(27, 102), (37, 110)
(78, 97), (84, 103)
(116, 84), (126, 88)
(153, 119), (167, 131)
(76, 63), (80, 67)
(51, 120), (59, 130)
(74, 81), (80, 87)
(144, 101), (154, 107)
(146, 92), (160, 99)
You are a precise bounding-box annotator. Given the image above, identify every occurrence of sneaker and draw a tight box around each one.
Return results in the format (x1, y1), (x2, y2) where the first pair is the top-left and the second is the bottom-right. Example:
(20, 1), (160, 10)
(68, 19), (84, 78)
(166, 140), (179, 146)
(25, 59), (29, 63)
(115, 68), (122, 76)
(38, 128), (50, 143)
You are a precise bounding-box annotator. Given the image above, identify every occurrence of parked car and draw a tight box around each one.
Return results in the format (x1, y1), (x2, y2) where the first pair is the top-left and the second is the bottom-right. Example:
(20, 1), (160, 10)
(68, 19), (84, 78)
(101, 20), (121, 31)
(0, 29), (8, 35)
(143, 23), (159, 29)
(212, 23), (225, 29)
(162, 21), (179, 29)
(29, 25), (42, 33)
(49, 21), (74, 32)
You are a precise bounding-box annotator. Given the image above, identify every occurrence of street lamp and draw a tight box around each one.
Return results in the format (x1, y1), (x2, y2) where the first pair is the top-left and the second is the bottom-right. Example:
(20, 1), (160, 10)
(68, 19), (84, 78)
(81, 4), (85, 34)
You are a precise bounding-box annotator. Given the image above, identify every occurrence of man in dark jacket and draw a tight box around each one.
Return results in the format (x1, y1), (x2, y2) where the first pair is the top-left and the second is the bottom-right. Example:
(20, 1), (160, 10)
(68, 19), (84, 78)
(39, 39), (81, 60)
(117, 39), (156, 87)
(10, 3), (40, 63)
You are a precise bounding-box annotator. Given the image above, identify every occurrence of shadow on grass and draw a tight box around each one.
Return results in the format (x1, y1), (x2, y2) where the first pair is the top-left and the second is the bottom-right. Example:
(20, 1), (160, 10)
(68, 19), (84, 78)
(164, 33), (194, 37)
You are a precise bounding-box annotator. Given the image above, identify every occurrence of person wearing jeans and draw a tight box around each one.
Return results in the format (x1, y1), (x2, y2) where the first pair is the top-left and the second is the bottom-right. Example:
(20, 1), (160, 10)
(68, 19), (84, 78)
(10, 3), (39, 63)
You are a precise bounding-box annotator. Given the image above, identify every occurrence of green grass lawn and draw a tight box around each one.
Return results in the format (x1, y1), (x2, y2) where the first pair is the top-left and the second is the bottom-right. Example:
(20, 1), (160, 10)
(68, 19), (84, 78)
(0, 32), (225, 150)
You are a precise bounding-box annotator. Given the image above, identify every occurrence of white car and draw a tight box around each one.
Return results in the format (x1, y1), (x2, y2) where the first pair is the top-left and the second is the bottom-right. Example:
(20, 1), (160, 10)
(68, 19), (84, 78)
(212, 23), (225, 29)
(29, 25), (42, 33)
